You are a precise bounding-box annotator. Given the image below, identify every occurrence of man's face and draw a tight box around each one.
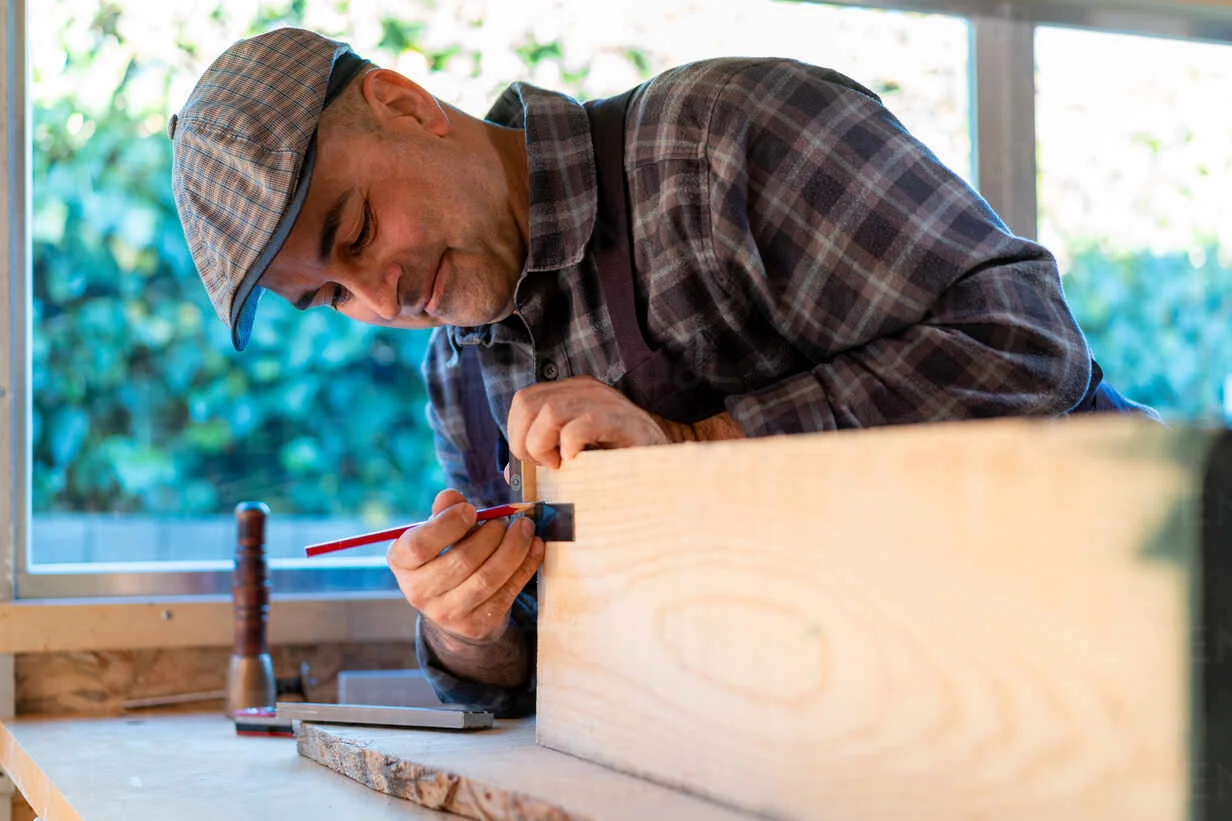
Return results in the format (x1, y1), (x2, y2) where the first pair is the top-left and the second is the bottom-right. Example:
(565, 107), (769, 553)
(261, 72), (526, 331)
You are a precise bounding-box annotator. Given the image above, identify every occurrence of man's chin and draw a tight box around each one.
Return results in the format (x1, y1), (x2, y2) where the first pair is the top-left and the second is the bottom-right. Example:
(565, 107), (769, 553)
(442, 301), (516, 329)
(365, 315), (442, 332)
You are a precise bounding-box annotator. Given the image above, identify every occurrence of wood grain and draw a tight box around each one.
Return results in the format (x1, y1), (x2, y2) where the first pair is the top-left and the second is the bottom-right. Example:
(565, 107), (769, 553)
(297, 719), (758, 821)
(536, 416), (1212, 821)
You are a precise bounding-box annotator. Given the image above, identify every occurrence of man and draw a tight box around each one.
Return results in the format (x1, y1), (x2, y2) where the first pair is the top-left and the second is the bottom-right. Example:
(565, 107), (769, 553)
(170, 28), (1153, 717)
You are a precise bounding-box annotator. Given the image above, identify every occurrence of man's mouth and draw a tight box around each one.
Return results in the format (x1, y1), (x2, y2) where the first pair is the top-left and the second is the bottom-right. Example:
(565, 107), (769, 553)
(408, 253), (444, 318)
(423, 252), (445, 316)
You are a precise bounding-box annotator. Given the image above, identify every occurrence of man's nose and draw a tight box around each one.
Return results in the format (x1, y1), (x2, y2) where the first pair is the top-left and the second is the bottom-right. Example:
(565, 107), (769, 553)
(351, 261), (402, 321)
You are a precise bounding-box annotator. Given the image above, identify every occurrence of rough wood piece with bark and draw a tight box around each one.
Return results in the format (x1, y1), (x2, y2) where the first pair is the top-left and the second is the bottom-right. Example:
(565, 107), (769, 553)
(296, 719), (759, 821)
(535, 416), (1232, 821)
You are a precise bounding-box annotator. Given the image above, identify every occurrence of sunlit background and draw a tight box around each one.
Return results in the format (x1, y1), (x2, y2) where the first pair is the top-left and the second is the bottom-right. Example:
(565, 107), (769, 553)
(25, 0), (1232, 586)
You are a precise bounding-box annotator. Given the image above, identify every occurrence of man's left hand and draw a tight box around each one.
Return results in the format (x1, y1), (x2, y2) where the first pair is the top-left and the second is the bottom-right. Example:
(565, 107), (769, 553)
(506, 375), (688, 468)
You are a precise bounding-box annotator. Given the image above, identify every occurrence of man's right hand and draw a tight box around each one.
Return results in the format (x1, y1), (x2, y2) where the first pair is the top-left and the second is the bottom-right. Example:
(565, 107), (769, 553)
(388, 489), (545, 646)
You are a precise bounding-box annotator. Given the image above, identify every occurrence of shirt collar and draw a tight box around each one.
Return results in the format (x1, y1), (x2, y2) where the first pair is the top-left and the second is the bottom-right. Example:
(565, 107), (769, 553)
(485, 82), (597, 274)
(449, 83), (598, 351)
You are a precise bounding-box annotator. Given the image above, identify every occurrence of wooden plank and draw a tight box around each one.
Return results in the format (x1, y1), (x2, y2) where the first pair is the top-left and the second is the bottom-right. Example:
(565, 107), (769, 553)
(11, 793), (35, 821)
(0, 595), (415, 654)
(0, 722), (77, 821)
(0, 713), (455, 820)
(535, 416), (1224, 821)
(14, 641), (415, 717)
(0, 773), (15, 821)
(297, 718), (758, 821)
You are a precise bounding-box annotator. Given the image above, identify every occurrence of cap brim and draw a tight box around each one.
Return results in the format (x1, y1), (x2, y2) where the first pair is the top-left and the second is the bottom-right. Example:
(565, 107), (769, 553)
(228, 136), (319, 351)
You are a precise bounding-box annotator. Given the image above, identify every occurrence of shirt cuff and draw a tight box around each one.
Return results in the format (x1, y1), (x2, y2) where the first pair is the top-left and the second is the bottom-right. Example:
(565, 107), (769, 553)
(414, 589), (538, 718)
(726, 373), (837, 436)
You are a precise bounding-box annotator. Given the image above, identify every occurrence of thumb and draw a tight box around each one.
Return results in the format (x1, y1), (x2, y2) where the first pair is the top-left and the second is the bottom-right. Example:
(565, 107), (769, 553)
(431, 488), (468, 516)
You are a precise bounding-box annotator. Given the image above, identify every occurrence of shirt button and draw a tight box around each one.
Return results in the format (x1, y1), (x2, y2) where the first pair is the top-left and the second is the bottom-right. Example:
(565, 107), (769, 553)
(540, 361), (559, 381)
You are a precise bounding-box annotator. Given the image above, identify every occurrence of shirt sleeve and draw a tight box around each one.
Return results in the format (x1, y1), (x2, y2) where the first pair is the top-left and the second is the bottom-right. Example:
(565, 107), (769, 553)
(705, 60), (1091, 434)
(414, 582), (539, 719)
(421, 329), (511, 507)
(417, 329), (535, 714)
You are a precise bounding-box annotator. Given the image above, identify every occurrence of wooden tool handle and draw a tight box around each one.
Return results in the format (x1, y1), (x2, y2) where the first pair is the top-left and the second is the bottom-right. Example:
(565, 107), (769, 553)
(232, 501), (271, 658)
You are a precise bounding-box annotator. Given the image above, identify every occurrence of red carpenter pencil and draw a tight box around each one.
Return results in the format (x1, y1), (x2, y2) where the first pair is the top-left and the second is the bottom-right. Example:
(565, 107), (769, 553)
(304, 502), (536, 557)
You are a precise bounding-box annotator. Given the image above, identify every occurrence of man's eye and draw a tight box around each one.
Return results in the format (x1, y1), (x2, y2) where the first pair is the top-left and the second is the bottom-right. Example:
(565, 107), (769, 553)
(329, 284), (351, 310)
(349, 204), (373, 255)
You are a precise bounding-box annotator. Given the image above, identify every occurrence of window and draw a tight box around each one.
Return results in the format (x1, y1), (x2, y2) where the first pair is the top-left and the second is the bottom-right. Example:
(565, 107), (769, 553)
(1035, 25), (1232, 420)
(19, 0), (972, 598)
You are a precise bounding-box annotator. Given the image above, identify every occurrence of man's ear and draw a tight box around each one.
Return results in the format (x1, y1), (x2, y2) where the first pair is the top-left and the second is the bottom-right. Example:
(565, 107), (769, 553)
(360, 68), (450, 136)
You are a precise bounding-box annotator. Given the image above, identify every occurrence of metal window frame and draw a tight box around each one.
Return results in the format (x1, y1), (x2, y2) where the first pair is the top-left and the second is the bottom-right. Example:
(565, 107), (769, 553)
(3, 0), (25, 609)
(5, 0), (1232, 599)
(840, 0), (1232, 238)
(4, 1), (399, 599)
(2, 0), (22, 729)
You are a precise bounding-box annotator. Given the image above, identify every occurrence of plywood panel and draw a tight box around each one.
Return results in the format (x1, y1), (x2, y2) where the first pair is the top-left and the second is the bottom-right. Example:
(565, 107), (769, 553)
(15, 642), (415, 717)
(298, 719), (758, 821)
(536, 416), (1216, 821)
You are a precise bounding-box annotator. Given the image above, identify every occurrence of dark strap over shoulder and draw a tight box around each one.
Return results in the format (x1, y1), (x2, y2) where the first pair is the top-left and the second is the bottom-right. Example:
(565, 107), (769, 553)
(584, 90), (654, 376)
(454, 89), (654, 499)
(584, 90), (728, 424)
(457, 343), (508, 503)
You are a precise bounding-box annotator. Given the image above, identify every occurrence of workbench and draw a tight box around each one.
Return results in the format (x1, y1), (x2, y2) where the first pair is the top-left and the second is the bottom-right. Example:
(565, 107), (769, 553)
(0, 712), (455, 820)
(0, 712), (757, 820)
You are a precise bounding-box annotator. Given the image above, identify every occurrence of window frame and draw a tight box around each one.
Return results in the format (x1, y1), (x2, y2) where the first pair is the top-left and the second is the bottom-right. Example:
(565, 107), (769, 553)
(4, 0), (26, 612)
(4, 0), (1232, 606)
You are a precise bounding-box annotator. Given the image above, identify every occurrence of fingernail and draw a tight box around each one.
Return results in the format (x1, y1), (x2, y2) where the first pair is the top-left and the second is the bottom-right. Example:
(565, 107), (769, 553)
(519, 517), (535, 538)
(462, 505), (478, 525)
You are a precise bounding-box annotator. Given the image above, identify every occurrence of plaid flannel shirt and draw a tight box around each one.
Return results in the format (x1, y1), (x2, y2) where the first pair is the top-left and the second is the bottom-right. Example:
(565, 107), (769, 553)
(415, 58), (1093, 715)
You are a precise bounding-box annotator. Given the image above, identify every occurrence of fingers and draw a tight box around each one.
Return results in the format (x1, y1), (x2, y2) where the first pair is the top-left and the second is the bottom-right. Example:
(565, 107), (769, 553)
(431, 488), (467, 515)
(389, 514), (544, 642)
(475, 531), (546, 620)
(508, 376), (668, 468)
(506, 381), (566, 468)
(388, 494), (477, 572)
(521, 401), (569, 468)
(435, 518), (546, 635)
(413, 518), (505, 600)
(558, 415), (619, 462)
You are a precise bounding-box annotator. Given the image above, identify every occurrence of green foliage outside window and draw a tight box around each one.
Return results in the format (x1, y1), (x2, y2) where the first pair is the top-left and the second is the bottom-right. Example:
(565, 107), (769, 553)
(32, 0), (644, 520)
(1062, 244), (1232, 421)
(32, 2), (453, 518)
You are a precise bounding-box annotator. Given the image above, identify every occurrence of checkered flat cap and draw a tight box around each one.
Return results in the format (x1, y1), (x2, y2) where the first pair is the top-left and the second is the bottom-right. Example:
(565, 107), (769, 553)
(169, 28), (370, 351)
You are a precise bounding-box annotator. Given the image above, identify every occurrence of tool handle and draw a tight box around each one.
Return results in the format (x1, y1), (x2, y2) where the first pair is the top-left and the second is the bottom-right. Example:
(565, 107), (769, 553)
(233, 501), (271, 658)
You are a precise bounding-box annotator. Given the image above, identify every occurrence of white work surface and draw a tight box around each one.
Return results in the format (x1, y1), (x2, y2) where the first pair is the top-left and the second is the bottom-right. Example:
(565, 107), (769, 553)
(0, 712), (455, 821)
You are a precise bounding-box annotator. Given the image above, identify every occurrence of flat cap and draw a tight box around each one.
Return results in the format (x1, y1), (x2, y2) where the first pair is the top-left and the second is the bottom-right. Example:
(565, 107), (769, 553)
(169, 27), (369, 350)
